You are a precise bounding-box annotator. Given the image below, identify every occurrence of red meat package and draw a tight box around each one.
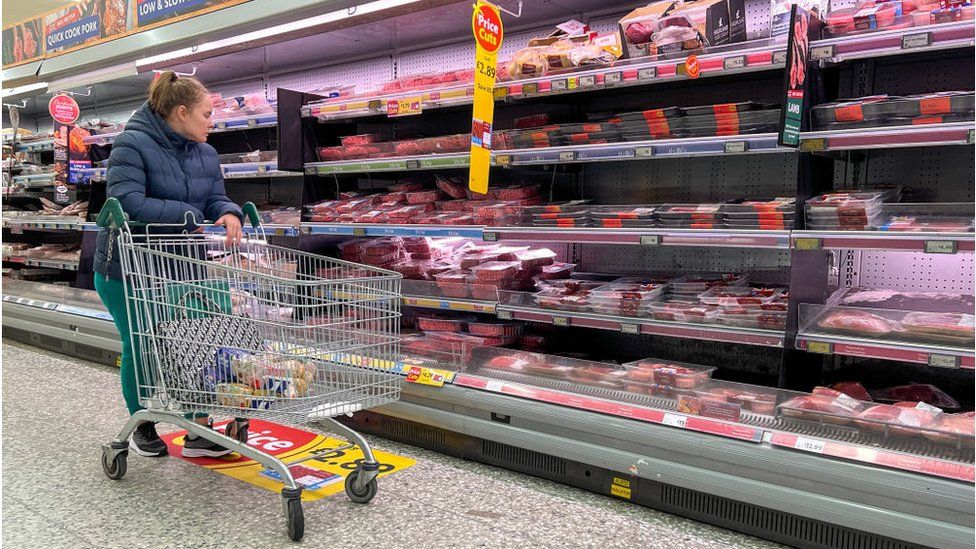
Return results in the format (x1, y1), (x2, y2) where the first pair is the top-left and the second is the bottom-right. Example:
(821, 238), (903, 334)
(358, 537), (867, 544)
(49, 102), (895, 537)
(854, 402), (942, 437)
(923, 413), (976, 446)
(817, 309), (898, 335)
(539, 262), (576, 280)
(435, 175), (468, 199)
(341, 134), (382, 146)
(469, 261), (521, 283)
(389, 181), (425, 192)
(405, 189), (444, 204)
(488, 185), (541, 201)
(779, 388), (868, 425)
(900, 312), (974, 343)
(417, 315), (468, 333)
(498, 248), (557, 270)
(830, 381), (873, 402)
(871, 383), (960, 409)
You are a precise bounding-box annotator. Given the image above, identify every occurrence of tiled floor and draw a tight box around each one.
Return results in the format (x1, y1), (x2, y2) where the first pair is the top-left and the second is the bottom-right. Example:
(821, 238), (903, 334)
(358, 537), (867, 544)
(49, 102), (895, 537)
(2, 339), (784, 549)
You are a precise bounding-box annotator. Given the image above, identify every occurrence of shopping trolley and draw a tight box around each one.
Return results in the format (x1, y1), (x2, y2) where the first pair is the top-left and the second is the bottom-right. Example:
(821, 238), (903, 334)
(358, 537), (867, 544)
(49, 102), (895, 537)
(96, 198), (403, 541)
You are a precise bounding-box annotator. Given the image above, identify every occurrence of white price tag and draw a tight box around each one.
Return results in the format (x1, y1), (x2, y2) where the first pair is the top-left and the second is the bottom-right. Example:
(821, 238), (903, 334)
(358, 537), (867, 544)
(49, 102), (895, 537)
(635, 146), (654, 158)
(637, 67), (656, 80)
(604, 72), (623, 86)
(579, 75), (596, 87)
(723, 55), (746, 70)
(928, 354), (959, 369)
(901, 32), (932, 49)
(809, 45), (836, 61)
(497, 309), (513, 320)
(772, 50), (788, 65)
(552, 316), (570, 327)
(794, 437), (826, 453)
(247, 118), (258, 128)
(662, 413), (687, 429)
(552, 79), (568, 92)
(558, 151), (576, 162)
(639, 235), (660, 245)
(724, 141), (748, 154)
(924, 240), (957, 254)
(485, 380), (504, 392)
(620, 323), (640, 334)
(482, 231), (499, 242)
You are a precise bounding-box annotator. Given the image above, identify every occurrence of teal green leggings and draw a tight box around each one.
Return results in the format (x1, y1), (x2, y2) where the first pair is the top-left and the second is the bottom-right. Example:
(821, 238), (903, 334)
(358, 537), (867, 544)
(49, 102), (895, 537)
(95, 274), (144, 415)
(95, 274), (212, 421)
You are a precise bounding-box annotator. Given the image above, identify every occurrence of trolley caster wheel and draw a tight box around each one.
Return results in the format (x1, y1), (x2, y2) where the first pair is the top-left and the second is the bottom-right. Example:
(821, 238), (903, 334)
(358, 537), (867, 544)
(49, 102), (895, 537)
(226, 418), (249, 445)
(283, 497), (304, 541)
(101, 450), (128, 480)
(344, 469), (378, 504)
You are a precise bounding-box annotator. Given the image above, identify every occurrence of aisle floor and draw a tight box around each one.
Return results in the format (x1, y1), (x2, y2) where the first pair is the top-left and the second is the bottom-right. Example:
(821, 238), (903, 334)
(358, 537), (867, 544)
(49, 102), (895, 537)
(2, 340), (784, 549)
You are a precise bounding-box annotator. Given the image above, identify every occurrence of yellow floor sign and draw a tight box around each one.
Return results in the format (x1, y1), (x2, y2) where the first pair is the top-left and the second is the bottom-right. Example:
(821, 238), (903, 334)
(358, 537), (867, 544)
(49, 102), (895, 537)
(162, 419), (416, 502)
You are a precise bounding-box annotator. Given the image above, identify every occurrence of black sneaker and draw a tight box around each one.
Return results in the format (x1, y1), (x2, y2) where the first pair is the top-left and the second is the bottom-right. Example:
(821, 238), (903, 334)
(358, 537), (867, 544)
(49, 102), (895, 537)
(182, 433), (233, 458)
(129, 422), (169, 457)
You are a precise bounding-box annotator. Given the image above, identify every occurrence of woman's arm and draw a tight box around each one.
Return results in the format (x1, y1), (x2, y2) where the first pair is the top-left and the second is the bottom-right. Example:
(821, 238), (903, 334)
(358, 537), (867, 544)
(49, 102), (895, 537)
(107, 132), (204, 228)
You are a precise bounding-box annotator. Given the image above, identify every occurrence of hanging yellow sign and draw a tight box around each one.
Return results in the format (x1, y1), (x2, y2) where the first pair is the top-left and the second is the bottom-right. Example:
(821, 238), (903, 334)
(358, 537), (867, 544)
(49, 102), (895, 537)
(468, 1), (503, 194)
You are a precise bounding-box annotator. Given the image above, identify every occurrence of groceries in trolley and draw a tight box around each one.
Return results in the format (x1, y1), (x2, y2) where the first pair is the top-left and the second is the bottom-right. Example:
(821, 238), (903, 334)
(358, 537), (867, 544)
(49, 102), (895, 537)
(210, 348), (318, 409)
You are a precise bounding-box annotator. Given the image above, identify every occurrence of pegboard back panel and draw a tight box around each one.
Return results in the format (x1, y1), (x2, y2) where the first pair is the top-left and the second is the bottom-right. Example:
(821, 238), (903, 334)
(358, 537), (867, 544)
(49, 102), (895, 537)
(582, 154), (798, 203)
(211, 78), (268, 100)
(268, 57), (394, 99)
(857, 252), (975, 293)
(580, 245), (792, 279)
(871, 52), (976, 96)
(862, 146), (974, 201)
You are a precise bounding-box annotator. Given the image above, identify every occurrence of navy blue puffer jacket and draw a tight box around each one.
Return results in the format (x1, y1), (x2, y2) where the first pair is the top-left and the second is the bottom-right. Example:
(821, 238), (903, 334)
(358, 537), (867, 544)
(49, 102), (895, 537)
(94, 101), (242, 280)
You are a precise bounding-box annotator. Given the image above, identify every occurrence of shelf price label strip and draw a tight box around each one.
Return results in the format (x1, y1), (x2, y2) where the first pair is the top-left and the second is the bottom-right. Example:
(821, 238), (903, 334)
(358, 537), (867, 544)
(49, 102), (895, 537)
(401, 296), (496, 313)
(798, 337), (973, 368)
(766, 432), (975, 483)
(453, 374), (764, 442)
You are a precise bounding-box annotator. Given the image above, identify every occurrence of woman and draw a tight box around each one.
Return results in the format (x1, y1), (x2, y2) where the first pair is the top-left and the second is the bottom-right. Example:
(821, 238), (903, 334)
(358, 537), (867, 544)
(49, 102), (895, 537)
(93, 71), (244, 458)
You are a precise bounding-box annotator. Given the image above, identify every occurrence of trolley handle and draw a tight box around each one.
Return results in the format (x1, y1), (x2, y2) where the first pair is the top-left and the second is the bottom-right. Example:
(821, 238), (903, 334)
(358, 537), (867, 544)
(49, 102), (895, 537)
(242, 202), (262, 230)
(96, 198), (263, 232)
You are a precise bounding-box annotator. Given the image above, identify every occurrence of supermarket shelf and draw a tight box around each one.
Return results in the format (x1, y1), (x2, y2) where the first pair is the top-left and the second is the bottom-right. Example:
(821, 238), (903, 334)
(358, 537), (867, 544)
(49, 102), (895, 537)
(401, 294), (497, 314)
(800, 122), (975, 152)
(3, 217), (84, 231)
(212, 113), (278, 132)
(810, 21), (976, 63)
(82, 132), (122, 146)
(302, 39), (788, 121)
(496, 304), (785, 348)
(304, 134), (791, 175)
(14, 139), (55, 153)
(792, 230), (976, 253)
(487, 227), (792, 249)
(795, 333), (975, 369)
(2, 190), (48, 199)
(221, 161), (296, 178)
(305, 153), (471, 175)
(497, 134), (788, 164)
(11, 173), (55, 186)
(301, 222), (483, 239)
(15, 258), (81, 271)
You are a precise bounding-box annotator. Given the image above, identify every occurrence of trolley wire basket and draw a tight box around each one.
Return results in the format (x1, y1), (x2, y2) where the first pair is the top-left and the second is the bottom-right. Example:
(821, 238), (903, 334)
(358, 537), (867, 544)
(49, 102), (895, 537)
(96, 198), (403, 541)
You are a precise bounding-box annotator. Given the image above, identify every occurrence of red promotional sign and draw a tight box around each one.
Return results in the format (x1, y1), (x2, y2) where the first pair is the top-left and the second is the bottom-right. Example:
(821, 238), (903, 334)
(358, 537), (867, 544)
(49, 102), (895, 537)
(49, 93), (80, 125)
(685, 54), (701, 79)
(472, 3), (503, 54)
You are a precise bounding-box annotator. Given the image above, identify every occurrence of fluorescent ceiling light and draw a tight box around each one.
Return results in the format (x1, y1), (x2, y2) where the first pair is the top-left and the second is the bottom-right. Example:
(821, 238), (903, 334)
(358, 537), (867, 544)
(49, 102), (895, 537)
(136, 0), (424, 69)
(47, 61), (139, 93)
(1, 82), (49, 103)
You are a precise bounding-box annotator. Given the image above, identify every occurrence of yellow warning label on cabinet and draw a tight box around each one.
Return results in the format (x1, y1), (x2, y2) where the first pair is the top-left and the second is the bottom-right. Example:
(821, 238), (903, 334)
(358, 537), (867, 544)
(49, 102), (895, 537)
(610, 477), (632, 499)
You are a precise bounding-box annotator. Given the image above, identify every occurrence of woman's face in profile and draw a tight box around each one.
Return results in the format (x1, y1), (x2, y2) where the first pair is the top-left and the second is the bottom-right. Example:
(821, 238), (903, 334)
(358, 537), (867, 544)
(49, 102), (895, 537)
(174, 95), (214, 143)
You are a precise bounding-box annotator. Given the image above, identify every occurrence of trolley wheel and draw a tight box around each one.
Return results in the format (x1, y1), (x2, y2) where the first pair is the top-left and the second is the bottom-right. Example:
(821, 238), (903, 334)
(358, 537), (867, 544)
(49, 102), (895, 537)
(284, 497), (304, 541)
(344, 469), (378, 504)
(226, 418), (249, 445)
(101, 450), (128, 480)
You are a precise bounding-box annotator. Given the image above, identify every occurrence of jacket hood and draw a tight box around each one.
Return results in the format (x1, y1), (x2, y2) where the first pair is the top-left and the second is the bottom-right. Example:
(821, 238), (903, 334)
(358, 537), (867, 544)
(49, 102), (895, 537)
(125, 101), (191, 151)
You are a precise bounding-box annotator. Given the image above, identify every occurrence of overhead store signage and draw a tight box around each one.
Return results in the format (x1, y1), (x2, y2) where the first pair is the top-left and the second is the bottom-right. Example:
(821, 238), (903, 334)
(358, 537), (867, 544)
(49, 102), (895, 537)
(468, 0), (503, 194)
(2, 0), (251, 68)
(2, 16), (44, 67)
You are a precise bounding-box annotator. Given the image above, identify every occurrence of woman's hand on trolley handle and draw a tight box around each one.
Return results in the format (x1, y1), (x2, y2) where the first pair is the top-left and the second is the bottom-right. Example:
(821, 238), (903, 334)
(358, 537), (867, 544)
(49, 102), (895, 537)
(216, 213), (243, 245)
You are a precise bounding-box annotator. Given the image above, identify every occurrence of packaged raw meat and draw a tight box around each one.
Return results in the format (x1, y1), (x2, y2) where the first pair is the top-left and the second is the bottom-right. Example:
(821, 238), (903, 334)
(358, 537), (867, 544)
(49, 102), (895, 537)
(622, 360), (716, 389)
(435, 175), (468, 199)
(669, 273), (748, 294)
(778, 390), (867, 425)
(405, 190), (444, 204)
(699, 286), (785, 307)
(816, 308), (898, 336)
(417, 315), (468, 333)
(498, 248), (557, 270)
(469, 261), (521, 283)
(489, 185), (541, 201)
(830, 381), (873, 402)
(871, 383), (960, 409)
(649, 300), (721, 324)
(533, 287), (592, 312)
(467, 321), (523, 338)
(539, 262), (576, 280)
(922, 413), (976, 446)
(340, 134), (382, 146)
(433, 270), (472, 298)
(590, 282), (666, 302)
(656, 204), (723, 221)
(900, 312), (974, 344)
(854, 402), (942, 437)
(458, 251), (503, 270)
(717, 309), (787, 330)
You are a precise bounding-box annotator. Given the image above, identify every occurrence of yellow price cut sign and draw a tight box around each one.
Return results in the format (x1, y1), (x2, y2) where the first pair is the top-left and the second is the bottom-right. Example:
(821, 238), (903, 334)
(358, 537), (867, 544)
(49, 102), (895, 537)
(468, 1), (503, 194)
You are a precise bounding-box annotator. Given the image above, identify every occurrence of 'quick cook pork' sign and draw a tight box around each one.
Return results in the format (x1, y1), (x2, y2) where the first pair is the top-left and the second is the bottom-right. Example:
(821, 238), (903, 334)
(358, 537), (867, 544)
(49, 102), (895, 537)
(137, 0), (209, 26)
(45, 10), (101, 52)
